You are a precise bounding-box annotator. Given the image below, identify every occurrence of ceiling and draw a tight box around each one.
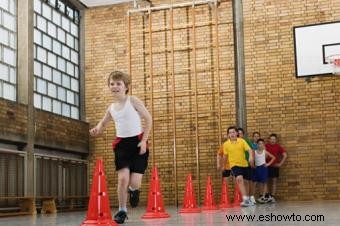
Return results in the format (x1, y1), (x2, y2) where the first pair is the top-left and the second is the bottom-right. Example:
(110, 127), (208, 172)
(79, 0), (134, 7)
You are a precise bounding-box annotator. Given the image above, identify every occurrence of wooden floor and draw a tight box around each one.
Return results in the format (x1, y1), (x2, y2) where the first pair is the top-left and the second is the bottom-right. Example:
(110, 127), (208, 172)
(0, 201), (339, 226)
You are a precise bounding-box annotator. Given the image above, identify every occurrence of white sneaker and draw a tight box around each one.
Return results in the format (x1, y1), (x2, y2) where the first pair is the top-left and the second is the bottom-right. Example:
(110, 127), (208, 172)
(250, 196), (256, 205)
(240, 199), (251, 207)
(267, 195), (276, 203)
(257, 196), (268, 204)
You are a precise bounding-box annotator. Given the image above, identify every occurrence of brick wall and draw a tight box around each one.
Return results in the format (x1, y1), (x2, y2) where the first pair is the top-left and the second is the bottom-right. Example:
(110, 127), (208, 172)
(243, 0), (340, 200)
(0, 99), (89, 153)
(85, 0), (340, 206)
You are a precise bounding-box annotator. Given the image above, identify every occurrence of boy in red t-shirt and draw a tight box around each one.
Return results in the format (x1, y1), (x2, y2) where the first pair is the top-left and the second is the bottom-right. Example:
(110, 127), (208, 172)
(265, 134), (287, 203)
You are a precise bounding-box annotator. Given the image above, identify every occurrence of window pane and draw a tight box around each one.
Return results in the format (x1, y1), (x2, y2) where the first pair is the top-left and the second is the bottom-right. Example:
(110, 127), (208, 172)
(3, 12), (16, 32)
(47, 22), (56, 37)
(37, 15), (47, 32)
(62, 74), (70, 88)
(37, 47), (46, 63)
(34, 61), (42, 77)
(62, 103), (70, 117)
(34, 0), (41, 14)
(0, 27), (9, 45)
(57, 27), (65, 43)
(62, 45), (70, 60)
(66, 33), (73, 48)
(9, 0), (15, 14)
(9, 33), (15, 49)
(42, 3), (52, 20)
(47, 52), (57, 68)
(71, 106), (78, 119)
(52, 69), (61, 84)
(3, 47), (16, 66)
(57, 86), (66, 101)
(70, 22), (78, 38)
(61, 16), (70, 32)
(70, 78), (78, 92)
(9, 67), (15, 83)
(42, 96), (52, 111)
(0, 63), (9, 81)
(52, 99), (61, 114)
(34, 93), (42, 109)
(53, 40), (61, 55)
(66, 62), (74, 76)
(42, 34), (52, 50)
(66, 90), (74, 104)
(42, 65), (52, 81)
(57, 57), (65, 72)
(52, 10), (61, 26)
(48, 82), (57, 98)
(3, 83), (16, 101)
(71, 50), (78, 64)
(37, 78), (47, 94)
(34, 28), (42, 45)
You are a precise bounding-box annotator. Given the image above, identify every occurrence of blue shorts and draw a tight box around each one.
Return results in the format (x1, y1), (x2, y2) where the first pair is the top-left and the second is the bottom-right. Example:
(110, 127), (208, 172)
(252, 165), (268, 183)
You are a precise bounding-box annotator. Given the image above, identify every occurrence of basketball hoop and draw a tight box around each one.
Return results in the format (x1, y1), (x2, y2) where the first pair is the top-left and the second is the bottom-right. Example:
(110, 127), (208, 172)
(326, 54), (340, 75)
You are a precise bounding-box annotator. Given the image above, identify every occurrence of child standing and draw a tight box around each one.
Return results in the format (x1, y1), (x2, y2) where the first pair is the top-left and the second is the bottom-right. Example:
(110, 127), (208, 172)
(89, 71), (152, 224)
(265, 134), (287, 203)
(223, 126), (254, 207)
(252, 139), (276, 203)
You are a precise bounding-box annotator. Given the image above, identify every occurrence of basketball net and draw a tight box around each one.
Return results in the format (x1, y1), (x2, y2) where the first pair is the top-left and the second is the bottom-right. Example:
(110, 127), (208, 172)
(326, 54), (340, 75)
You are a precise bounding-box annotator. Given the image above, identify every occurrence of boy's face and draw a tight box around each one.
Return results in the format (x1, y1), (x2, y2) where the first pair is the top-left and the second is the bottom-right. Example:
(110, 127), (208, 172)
(253, 133), (260, 142)
(269, 136), (277, 145)
(108, 79), (128, 96)
(237, 130), (244, 138)
(258, 141), (265, 150)
(228, 129), (238, 140)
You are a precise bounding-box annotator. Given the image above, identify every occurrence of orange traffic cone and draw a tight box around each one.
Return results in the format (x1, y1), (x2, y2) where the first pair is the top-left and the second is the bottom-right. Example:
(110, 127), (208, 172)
(219, 177), (233, 209)
(232, 182), (242, 207)
(179, 173), (201, 213)
(201, 176), (218, 211)
(141, 166), (170, 219)
(81, 159), (117, 226)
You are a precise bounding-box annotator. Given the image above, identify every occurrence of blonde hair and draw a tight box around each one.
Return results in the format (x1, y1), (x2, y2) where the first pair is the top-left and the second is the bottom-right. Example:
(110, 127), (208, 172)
(107, 71), (131, 94)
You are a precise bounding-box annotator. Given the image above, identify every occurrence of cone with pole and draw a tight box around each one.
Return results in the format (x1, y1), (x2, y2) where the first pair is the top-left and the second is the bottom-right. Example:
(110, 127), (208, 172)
(179, 173), (201, 213)
(219, 177), (232, 209)
(141, 166), (170, 219)
(232, 182), (242, 207)
(201, 176), (219, 211)
(81, 159), (117, 226)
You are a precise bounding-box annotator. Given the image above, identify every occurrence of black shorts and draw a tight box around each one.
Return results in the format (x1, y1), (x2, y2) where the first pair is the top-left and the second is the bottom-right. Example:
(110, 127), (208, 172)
(112, 134), (149, 174)
(222, 170), (232, 178)
(268, 166), (279, 178)
(231, 166), (251, 180)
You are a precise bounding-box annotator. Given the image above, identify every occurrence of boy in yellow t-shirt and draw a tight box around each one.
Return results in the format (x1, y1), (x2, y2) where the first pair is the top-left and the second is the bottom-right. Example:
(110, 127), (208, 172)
(223, 126), (254, 207)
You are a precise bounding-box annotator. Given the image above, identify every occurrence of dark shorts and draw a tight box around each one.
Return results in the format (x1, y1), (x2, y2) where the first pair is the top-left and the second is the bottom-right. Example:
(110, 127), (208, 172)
(268, 166), (279, 178)
(222, 169), (232, 178)
(231, 166), (251, 181)
(112, 134), (149, 174)
(252, 165), (268, 183)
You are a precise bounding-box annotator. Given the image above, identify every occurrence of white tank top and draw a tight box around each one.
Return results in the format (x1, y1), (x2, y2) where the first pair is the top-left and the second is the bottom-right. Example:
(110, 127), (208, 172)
(109, 96), (142, 138)
(255, 149), (266, 166)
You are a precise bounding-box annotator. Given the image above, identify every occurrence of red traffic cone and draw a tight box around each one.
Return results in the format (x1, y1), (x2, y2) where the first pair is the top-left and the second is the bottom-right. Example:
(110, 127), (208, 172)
(232, 182), (242, 207)
(201, 176), (219, 211)
(179, 173), (201, 213)
(219, 177), (233, 209)
(81, 159), (117, 226)
(141, 166), (170, 219)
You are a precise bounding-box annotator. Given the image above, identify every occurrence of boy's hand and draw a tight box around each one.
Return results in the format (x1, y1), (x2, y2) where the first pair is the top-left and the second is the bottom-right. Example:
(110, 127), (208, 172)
(138, 140), (147, 155)
(89, 127), (100, 136)
(273, 163), (281, 168)
(265, 163), (270, 167)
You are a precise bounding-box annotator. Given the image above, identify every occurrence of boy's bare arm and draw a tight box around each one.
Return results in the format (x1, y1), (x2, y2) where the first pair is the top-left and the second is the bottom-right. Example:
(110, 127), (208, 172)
(265, 151), (276, 167)
(277, 152), (287, 167)
(131, 96), (152, 141)
(248, 148), (255, 168)
(89, 107), (111, 136)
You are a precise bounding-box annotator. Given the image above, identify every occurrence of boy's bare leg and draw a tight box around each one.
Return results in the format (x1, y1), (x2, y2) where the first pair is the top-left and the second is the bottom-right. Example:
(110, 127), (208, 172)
(117, 168), (130, 209)
(236, 176), (247, 197)
(129, 173), (143, 189)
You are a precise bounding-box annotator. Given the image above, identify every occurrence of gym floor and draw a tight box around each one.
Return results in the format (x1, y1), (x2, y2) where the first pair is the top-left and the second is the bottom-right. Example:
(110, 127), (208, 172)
(0, 201), (339, 226)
